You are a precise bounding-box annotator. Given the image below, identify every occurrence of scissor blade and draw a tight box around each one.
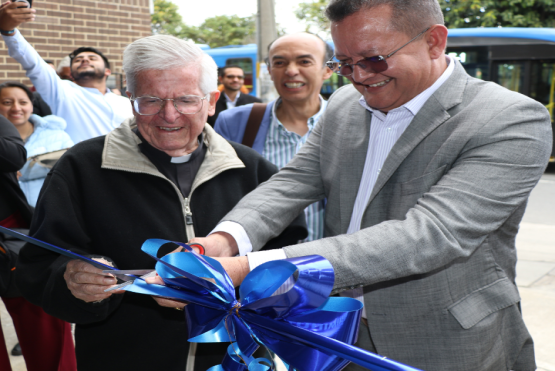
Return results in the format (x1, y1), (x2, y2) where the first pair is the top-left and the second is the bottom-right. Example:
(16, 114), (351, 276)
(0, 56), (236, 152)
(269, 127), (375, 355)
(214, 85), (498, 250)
(104, 271), (157, 292)
(102, 269), (154, 282)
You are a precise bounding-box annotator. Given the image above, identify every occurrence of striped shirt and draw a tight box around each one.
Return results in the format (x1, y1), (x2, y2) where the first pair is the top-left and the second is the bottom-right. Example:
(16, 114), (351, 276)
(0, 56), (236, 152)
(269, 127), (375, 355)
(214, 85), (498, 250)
(262, 97), (327, 242)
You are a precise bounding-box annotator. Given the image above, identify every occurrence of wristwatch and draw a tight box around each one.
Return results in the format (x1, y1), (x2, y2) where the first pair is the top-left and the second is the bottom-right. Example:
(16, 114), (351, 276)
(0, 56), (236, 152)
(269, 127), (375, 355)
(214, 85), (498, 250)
(0, 29), (15, 36)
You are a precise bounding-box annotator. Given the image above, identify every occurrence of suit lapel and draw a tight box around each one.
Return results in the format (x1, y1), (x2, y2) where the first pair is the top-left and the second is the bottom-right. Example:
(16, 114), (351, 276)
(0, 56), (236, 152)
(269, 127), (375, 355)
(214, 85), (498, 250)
(236, 94), (248, 105)
(368, 61), (468, 203)
(216, 93), (227, 112)
(339, 102), (372, 233)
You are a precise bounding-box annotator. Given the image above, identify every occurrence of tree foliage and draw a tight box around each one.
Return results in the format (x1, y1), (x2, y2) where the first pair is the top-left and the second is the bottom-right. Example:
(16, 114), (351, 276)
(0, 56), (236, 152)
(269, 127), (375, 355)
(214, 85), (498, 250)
(151, 0), (183, 34)
(151, 0), (255, 48)
(440, 0), (555, 28)
(188, 15), (256, 48)
(295, 0), (330, 34)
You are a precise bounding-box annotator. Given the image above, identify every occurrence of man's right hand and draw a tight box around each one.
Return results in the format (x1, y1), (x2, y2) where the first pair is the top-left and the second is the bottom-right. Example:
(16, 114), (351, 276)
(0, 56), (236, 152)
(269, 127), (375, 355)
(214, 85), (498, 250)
(188, 232), (239, 257)
(0, 1), (35, 32)
(63, 259), (122, 303)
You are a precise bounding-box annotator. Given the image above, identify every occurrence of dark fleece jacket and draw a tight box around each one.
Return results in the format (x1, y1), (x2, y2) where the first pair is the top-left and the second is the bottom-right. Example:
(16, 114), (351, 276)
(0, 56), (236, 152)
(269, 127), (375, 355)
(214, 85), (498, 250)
(15, 126), (306, 371)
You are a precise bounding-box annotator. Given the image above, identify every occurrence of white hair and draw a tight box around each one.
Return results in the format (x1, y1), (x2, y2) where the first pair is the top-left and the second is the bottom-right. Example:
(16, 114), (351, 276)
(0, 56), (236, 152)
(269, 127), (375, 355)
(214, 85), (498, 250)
(57, 56), (71, 73)
(123, 35), (218, 95)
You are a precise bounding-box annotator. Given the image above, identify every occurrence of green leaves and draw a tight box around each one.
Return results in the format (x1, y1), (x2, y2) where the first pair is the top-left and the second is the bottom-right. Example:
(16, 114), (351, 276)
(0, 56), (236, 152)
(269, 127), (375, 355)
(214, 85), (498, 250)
(151, 0), (183, 35)
(439, 0), (555, 28)
(295, 0), (330, 34)
(150, 0), (255, 48)
(190, 15), (256, 48)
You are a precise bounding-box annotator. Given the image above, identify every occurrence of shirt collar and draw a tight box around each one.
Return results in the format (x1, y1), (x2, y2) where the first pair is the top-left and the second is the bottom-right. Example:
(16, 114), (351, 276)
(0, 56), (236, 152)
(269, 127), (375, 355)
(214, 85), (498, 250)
(170, 134), (204, 163)
(134, 128), (204, 164)
(224, 92), (240, 104)
(271, 95), (327, 129)
(358, 55), (455, 117)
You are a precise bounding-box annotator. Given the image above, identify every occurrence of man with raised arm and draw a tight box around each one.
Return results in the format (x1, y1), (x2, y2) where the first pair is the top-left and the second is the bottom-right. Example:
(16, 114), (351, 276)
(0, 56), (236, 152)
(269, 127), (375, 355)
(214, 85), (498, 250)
(0, 2), (132, 143)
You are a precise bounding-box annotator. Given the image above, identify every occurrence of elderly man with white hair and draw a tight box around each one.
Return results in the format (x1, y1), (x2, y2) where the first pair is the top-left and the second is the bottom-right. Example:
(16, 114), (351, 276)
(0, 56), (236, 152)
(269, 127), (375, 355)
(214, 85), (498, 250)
(14, 35), (306, 371)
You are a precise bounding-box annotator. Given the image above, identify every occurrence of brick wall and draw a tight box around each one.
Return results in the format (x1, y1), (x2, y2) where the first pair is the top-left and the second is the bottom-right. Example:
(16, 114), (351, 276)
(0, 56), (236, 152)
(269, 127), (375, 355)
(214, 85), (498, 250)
(0, 0), (152, 89)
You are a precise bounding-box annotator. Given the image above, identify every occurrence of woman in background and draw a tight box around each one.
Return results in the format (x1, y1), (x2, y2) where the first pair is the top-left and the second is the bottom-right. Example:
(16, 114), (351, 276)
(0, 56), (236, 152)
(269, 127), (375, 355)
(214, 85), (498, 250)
(0, 82), (73, 206)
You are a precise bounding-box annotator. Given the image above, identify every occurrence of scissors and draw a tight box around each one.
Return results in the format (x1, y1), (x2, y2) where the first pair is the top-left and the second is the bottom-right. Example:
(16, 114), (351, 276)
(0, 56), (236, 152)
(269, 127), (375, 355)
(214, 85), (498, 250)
(103, 243), (205, 292)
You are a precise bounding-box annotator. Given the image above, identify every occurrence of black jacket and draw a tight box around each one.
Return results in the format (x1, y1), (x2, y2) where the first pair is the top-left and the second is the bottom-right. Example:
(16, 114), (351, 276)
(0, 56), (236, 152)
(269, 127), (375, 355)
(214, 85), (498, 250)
(16, 120), (306, 371)
(0, 116), (32, 224)
(206, 91), (262, 127)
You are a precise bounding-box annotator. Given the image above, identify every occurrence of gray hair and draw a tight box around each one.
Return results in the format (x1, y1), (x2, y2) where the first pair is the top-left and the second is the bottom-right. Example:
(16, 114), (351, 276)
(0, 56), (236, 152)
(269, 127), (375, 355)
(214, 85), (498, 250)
(123, 35), (218, 95)
(325, 0), (444, 37)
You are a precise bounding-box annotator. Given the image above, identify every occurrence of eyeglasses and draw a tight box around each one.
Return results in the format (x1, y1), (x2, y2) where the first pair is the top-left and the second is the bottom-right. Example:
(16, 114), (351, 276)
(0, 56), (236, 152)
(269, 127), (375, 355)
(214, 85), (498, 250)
(326, 27), (431, 76)
(225, 75), (244, 80)
(131, 94), (209, 116)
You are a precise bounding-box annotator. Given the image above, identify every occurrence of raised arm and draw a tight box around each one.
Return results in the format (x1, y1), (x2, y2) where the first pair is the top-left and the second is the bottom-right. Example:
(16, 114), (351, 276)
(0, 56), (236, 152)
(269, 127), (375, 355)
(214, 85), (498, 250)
(1, 3), (69, 110)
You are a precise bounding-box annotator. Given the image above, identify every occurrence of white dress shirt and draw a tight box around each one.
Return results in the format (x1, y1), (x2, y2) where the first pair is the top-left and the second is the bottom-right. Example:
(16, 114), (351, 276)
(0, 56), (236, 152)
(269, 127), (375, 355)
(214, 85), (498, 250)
(225, 92), (240, 110)
(3, 30), (133, 143)
(212, 57), (456, 309)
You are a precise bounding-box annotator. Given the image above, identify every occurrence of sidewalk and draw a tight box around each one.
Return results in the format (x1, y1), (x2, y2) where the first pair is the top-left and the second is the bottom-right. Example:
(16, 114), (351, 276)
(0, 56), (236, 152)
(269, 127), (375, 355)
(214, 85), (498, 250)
(516, 223), (555, 371)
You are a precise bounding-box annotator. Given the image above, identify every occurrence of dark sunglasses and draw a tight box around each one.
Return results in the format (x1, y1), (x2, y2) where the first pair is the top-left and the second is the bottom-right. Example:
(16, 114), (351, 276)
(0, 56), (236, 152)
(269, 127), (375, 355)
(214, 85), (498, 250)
(326, 27), (431, 76)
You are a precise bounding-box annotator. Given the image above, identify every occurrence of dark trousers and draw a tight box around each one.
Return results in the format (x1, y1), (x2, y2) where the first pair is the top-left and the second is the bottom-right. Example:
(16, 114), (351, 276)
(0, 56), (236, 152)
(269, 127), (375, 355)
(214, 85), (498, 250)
(0, 296), (77, 371)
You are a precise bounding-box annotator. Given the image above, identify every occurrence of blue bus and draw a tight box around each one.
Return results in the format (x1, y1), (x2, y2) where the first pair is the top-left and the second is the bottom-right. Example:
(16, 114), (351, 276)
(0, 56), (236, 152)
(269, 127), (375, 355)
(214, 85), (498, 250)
(446, 27), (555, 161)
(201, 43), (259, 95)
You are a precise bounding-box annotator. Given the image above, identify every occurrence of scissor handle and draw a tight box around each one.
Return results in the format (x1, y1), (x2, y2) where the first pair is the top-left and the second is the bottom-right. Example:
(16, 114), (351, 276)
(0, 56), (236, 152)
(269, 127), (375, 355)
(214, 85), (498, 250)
(188, 243), (205, 255)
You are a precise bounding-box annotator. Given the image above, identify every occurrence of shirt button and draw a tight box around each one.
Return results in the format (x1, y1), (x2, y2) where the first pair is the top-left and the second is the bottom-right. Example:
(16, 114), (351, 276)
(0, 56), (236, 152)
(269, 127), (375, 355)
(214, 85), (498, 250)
(387, 127), (391, 131)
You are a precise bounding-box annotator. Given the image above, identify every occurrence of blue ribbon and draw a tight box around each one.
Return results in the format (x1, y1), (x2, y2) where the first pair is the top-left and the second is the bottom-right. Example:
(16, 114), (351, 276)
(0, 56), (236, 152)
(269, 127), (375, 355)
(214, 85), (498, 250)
(124, 239), (422, 371)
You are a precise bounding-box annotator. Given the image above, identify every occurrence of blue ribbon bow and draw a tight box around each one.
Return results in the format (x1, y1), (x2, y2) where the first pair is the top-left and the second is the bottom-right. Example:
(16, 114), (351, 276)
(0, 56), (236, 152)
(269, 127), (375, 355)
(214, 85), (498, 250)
(124, 239), (422, 371)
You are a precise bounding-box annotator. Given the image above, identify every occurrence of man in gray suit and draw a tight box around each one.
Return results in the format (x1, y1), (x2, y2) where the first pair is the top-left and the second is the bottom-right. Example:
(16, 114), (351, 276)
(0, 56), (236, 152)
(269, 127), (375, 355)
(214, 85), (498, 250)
(154, 0), (553, 370)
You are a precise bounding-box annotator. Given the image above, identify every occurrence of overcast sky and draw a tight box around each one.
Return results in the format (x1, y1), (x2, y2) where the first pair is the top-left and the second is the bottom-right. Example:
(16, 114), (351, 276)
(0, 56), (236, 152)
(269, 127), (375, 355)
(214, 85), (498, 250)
(170, 0), (310, 34)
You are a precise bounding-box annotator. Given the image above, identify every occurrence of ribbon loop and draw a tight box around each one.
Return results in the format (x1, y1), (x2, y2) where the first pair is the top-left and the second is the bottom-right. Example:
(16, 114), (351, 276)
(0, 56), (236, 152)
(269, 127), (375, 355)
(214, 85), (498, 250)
(124, 239), (423, 371)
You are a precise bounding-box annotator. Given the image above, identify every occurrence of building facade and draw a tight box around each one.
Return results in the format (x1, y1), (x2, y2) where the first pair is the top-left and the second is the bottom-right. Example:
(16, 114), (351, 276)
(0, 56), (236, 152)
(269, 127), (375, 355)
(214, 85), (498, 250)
(0, 0), (153, 89)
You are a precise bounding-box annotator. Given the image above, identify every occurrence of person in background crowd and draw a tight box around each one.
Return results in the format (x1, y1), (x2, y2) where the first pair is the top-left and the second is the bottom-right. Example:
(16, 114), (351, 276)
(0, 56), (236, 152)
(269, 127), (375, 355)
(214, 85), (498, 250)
(27, 60), (54, 117)
(0, 2), (132, 143)
(0, 115), (76, 371)
(214, 32), (333, 242)
(206, 65), (261, 126)
(15, 34), (306, 371)
(161, 0), (552, 370)
(44, 59), (55, 70)
(56, 56), (73, 81)
(0, 82), (73, 206)
(217, 82), (249, 94)
(31, 90), (52, 117)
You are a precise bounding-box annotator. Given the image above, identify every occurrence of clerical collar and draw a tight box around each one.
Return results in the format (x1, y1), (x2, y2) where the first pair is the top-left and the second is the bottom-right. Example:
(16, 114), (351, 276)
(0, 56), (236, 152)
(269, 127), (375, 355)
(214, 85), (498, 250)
(133, 128), (204, 163)
(171, 151), (193, 163)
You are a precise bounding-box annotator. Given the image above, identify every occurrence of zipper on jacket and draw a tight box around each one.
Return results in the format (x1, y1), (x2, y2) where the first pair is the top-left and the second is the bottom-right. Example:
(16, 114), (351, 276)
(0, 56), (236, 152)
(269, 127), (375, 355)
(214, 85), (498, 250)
(183, 197), (195, 240)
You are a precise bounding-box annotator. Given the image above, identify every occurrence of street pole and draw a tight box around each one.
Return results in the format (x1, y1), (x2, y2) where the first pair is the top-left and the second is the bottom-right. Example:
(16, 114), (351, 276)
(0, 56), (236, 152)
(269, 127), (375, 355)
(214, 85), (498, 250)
(256, 0), (278, 101)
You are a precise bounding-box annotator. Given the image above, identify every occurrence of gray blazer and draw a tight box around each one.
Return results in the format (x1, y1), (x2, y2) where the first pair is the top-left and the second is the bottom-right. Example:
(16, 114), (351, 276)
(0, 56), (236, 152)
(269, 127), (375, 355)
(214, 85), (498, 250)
(223, 61), (553, 370)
